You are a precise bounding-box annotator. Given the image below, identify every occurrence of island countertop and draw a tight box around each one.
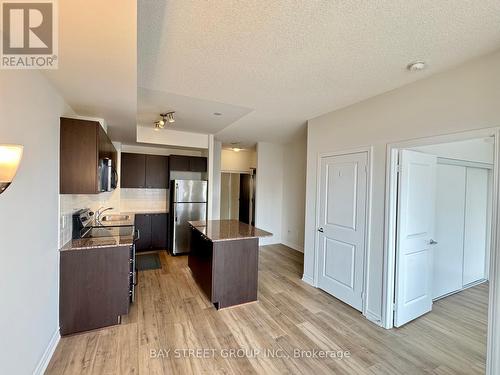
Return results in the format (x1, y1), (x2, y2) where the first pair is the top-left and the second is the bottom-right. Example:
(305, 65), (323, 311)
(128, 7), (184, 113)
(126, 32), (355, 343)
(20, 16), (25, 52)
(188, 220), (272, 242)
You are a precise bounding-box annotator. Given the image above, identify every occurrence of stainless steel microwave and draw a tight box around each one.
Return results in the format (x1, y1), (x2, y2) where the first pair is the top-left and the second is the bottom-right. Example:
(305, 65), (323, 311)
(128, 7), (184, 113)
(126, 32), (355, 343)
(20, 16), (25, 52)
(98, 158), (118, 192)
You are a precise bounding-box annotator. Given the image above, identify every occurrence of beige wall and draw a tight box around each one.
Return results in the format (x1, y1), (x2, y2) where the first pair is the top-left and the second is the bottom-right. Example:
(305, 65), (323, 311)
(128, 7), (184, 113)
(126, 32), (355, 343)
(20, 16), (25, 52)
(256, 142), (284, 245)
(281, 132), (307, 252)
(305, 50), (500, 323)
(221, 149), (256, 173)
(0, 71), (73, 374)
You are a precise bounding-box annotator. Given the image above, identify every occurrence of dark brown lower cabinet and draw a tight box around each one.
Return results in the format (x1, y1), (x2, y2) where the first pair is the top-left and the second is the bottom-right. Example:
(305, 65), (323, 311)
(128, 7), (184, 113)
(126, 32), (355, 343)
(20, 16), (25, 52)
(151, 213), (168, 249)
(134, 214), (152, 251)
(188, 227), (258, 309)
(59, 246), (130, 336)
(135, 213), (168, 252)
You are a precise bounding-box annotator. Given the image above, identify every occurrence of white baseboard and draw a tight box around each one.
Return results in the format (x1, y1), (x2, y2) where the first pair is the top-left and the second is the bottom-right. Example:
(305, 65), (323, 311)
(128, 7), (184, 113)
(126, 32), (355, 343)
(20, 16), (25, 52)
(33, 328), (60, 375)
(302, 274), (315, 286)
(281, 241), (304, 253)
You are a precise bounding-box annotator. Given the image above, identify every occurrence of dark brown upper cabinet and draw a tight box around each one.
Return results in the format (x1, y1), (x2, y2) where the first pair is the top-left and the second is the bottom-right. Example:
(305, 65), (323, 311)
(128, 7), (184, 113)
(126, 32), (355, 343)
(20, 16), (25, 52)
(121, 153), (146, 188)
(146, 155), (169, 188)
(169, 155), (190, 171)
(189, 156), (208, 172)
(60, 117), (117, 194)
(169, 155), (207, 172)
(120, 153), (169, 189)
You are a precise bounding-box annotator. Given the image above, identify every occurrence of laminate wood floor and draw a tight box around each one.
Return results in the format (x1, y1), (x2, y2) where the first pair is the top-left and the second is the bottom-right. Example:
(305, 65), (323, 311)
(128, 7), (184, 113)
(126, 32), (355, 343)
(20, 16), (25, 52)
(46, 244), (488, 375)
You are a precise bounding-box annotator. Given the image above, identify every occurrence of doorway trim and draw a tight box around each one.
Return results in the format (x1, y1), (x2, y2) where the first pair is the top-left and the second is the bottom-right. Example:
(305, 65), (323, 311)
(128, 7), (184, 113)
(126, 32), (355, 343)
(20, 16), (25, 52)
(313, 146), (373, 318)
(382, 127), (500, 374)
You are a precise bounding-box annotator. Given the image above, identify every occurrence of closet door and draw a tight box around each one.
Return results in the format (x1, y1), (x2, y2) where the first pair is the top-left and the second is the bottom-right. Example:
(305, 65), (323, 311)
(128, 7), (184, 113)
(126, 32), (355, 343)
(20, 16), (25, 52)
(463, 168), (488, 285)
(433, 164), (466, 299)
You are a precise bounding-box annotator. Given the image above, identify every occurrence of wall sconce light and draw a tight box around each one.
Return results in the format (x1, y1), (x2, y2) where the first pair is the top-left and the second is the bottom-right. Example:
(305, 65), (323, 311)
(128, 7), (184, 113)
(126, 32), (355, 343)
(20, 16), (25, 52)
(0, 144), (23, 194)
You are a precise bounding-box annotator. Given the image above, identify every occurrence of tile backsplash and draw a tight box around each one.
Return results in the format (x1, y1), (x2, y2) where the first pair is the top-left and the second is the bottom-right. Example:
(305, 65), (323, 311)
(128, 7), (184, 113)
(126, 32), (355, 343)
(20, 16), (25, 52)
(120, 188), (168, 213)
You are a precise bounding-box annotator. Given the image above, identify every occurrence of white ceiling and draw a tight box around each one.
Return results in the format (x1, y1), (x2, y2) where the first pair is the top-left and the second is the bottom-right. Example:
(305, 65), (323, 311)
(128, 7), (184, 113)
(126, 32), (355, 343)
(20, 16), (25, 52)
(43, 0), (137, 143)
(138, 0), (500, 144)
(137, 88), (252, 134)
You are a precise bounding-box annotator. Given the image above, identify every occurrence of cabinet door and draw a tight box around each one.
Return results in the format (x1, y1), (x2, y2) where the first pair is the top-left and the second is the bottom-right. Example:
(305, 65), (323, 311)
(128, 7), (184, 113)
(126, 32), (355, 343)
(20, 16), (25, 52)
(121, 153), (146, 188)
(60, 118), (99, 194)
(169, 155), (190, 171)
(146, 155), (169, 188)
(189, 157), (207, 172)
(135, 214), (152, 251)
(463, 168), (489, 285)
(151, 214), (168, 249)
(59, 246), (130, 335)
(188, 228), (213, 300)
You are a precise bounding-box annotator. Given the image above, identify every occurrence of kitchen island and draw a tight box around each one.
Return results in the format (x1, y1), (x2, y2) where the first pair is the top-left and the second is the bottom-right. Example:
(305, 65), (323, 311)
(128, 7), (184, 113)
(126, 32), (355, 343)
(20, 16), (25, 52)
(188, 220), (272, 309)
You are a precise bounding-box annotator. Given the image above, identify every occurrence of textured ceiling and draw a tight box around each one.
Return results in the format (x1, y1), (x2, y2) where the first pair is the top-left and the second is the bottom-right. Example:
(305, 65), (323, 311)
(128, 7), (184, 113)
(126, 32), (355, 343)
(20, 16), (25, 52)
(43, 0), (137, 142)
(139, 0), (500, 144)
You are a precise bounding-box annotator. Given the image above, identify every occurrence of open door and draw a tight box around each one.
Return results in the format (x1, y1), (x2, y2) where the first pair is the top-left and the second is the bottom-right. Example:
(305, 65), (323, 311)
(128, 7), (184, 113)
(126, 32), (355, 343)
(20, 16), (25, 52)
(394, 150), (437, 327)
(239, 174), (252, 224)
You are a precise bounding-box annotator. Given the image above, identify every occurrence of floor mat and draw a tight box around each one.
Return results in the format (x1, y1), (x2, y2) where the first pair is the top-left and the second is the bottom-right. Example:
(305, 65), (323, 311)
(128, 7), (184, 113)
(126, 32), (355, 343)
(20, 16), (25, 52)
(136, 253), (162, 271)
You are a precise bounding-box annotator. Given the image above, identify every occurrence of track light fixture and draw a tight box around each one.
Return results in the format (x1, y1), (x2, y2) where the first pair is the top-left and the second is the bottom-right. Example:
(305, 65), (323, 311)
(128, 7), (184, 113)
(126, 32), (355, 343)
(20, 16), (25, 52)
(154, 112), (175, 130)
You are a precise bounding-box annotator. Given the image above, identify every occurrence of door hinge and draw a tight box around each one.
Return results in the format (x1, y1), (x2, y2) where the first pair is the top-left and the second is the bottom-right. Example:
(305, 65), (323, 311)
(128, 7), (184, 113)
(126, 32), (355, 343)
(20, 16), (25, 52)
(393, 302), (396, 311)
(396, 164), (401, 173)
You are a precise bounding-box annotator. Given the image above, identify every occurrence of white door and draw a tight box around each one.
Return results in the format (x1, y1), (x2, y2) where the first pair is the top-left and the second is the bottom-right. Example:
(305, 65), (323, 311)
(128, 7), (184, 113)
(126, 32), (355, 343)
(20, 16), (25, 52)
(433, 164), (466, 299)
(317, 152), (368, 311)
(394, 150), (437, 327)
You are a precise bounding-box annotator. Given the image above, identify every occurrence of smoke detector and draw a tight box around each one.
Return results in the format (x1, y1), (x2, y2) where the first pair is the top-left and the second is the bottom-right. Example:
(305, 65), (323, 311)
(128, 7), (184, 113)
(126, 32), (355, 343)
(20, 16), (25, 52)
(407, 61), (427, 72)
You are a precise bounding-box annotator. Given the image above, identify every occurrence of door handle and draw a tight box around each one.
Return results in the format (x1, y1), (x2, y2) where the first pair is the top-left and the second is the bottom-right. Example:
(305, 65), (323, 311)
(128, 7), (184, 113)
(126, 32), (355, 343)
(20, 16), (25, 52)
(429, 239), (438, 245)
(318, 227), (324, 233)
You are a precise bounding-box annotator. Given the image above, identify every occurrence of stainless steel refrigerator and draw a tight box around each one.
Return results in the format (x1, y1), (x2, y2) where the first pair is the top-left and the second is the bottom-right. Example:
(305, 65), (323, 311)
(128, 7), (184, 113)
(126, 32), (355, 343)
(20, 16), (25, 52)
(169, 180), (208, 255)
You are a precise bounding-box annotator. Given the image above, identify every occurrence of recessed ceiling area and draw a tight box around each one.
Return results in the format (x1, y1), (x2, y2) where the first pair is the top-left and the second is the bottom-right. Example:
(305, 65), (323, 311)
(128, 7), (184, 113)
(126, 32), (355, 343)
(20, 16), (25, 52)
(138, 0), (500, 144)
(137, 88), (253, 134)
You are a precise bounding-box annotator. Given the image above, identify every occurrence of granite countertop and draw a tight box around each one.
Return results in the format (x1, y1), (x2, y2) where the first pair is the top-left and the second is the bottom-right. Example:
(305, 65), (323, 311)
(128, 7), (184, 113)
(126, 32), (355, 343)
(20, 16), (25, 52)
(121, 209), (169, 215)
(189, 220), (272, 242)
(60, 234), (135, 252)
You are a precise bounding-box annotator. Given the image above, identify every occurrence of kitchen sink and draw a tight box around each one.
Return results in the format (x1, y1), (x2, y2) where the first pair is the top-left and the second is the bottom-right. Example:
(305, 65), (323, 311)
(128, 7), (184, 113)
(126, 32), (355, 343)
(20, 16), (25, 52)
(100, 214), (131, 222)
(83, 226), (135, 238)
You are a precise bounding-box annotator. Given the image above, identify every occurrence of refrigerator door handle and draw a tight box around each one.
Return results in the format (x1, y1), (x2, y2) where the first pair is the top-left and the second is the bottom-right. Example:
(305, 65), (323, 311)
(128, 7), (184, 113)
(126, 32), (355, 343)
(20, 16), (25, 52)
(172, 205), (177, 253)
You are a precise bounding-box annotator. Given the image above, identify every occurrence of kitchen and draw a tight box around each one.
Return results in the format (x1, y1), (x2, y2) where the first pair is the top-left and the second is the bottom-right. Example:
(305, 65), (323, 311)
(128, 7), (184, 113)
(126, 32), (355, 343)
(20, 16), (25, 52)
(57, 116), (270, 335)
(4, 1), (499, 374)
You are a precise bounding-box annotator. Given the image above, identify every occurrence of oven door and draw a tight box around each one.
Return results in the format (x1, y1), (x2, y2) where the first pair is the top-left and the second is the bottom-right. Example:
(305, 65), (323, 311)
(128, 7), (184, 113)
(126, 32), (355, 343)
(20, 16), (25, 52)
(129, 229), (139, 303)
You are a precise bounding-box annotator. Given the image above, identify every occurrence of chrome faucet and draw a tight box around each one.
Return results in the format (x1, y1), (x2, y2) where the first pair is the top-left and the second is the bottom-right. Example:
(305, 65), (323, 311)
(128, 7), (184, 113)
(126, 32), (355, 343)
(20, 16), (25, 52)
(95, 206), (114, 224)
